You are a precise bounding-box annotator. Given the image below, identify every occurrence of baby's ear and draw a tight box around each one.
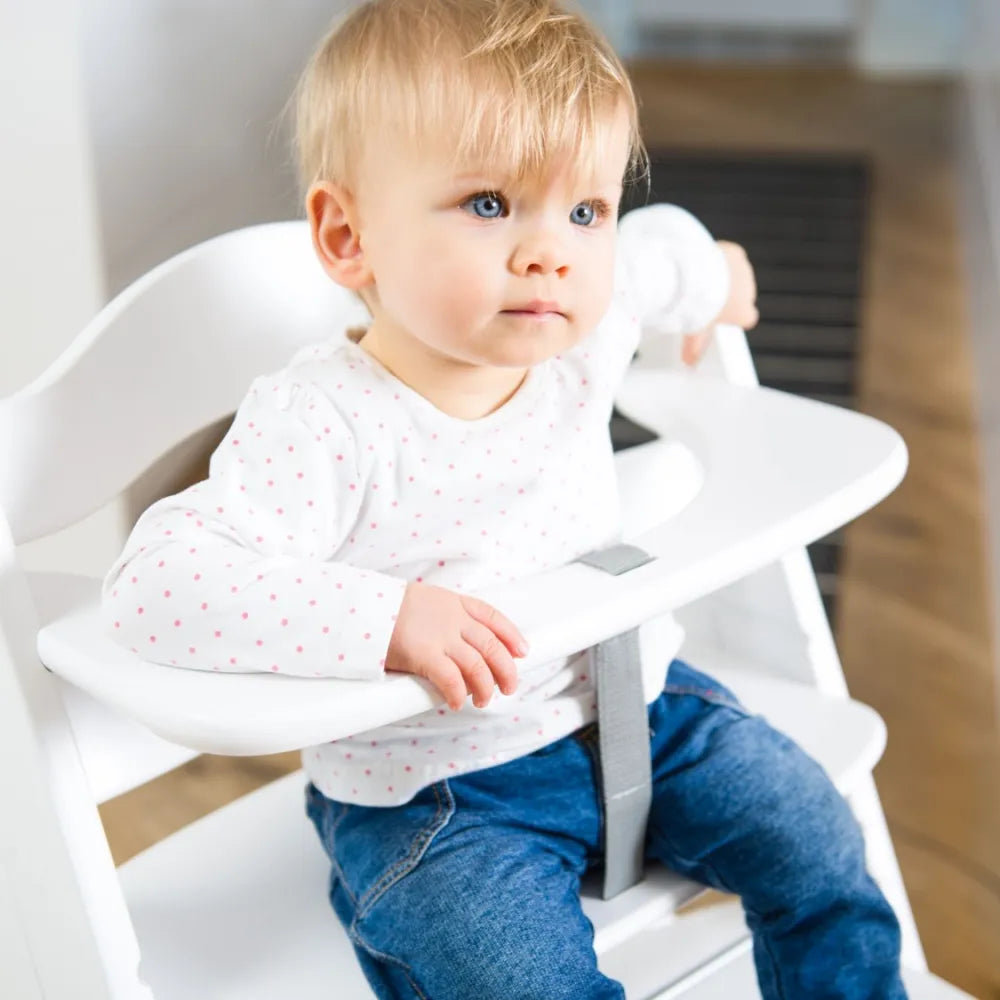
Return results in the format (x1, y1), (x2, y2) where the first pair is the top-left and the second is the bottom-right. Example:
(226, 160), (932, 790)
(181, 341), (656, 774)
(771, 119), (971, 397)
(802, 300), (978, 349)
(306, 182), (373, 291)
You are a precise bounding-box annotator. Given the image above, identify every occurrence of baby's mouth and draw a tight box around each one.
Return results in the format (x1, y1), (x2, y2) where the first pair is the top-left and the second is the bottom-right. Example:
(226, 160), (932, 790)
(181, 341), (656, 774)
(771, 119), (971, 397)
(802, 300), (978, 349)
(502, 299), (567, 319)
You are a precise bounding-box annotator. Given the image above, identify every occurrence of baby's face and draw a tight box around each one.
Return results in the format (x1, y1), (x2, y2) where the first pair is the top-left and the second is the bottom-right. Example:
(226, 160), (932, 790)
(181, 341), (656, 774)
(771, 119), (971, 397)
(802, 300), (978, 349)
(352, 105), (632, 370)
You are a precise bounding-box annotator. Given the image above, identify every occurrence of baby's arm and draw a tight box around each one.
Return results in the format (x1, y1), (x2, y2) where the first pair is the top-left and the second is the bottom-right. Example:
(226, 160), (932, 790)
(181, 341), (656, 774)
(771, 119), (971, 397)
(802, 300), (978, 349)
(102, 373), (524, 706)
(102, 375), (404, 679)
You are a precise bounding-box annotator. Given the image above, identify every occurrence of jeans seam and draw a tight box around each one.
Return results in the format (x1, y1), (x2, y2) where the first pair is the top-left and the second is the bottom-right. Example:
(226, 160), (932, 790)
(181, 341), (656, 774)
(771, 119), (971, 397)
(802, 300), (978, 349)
(356, 780), (456, 919)
(307, 787), (359, 908)
(330, 853), (358, 908)
(345, 921), (430, 1000)
(752, 924), (789, 1000)
(330, 802), (350, 835)
(326, 804), (359, 908)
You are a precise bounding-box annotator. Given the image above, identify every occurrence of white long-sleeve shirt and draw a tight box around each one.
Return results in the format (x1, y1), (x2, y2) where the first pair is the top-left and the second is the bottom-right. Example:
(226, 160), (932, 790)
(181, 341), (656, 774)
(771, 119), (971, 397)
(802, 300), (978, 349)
(103, 205), (729, 805)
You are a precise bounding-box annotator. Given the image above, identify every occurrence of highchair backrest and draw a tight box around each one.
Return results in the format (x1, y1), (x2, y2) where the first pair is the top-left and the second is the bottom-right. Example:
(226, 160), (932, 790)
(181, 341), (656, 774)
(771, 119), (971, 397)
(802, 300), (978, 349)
(0, 222), (366, 547)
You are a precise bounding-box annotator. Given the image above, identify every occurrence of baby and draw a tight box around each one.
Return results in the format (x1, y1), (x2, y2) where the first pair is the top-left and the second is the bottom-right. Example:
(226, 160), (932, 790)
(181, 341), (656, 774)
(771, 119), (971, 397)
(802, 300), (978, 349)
(103, 1), (907, 997)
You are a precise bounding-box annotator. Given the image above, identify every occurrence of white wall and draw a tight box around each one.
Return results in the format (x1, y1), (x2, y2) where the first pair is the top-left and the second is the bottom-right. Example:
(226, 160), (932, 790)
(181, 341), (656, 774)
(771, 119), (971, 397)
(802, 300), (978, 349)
(3, 0), (345, 385)
(0, 1), (104, 396)
(0, 0), (122, 578)
(81, 0), (348, 296)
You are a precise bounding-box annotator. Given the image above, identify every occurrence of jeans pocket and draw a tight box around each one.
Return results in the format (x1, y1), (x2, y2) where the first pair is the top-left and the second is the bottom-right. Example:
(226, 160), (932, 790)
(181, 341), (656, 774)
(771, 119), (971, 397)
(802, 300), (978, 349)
(332, 780), (456, 919)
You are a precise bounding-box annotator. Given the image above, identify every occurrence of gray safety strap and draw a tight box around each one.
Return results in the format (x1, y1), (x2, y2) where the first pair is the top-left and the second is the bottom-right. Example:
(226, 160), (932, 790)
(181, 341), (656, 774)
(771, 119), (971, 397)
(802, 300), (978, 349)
(576, 543), (654, 576)
(576, 545), (655, 900)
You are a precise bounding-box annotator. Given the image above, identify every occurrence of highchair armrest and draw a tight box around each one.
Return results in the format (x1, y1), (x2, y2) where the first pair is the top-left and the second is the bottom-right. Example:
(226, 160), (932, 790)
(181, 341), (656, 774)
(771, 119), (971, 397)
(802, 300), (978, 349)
(36, 370), (906, 755)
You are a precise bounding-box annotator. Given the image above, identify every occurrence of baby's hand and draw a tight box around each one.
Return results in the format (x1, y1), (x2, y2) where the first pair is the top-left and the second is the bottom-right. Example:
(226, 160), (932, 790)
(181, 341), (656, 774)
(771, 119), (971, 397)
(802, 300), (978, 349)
(716, 240), (759, 330)
(386, 582), (526, 710)
(682, 240), (759, 366)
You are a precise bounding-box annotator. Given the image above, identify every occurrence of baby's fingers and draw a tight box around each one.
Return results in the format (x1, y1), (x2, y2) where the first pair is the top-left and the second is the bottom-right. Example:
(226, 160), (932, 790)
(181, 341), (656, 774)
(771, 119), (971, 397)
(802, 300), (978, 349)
(460, 595), (529, 658)
(460, 621), (519, 699)
(424, 654), (473, 712)
(682, 329), (713, 366)
(448, 640), (500, 708)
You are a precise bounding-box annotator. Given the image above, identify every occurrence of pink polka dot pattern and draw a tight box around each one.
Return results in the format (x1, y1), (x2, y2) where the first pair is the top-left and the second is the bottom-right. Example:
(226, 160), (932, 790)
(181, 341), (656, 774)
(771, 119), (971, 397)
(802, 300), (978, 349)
(104, 375), (407, 682)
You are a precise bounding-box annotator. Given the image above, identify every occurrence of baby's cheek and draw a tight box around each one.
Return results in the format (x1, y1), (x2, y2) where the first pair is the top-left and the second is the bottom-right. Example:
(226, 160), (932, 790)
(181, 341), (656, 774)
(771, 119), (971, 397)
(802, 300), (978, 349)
(384, 260), (449, 323)
(430, 273), (482, 331)
(578, 263), (616, 330)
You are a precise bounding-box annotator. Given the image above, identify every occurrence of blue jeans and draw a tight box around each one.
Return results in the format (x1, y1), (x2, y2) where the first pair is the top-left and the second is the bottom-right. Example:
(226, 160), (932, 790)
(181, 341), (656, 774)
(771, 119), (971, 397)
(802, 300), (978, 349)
(306, 660), (905, 999)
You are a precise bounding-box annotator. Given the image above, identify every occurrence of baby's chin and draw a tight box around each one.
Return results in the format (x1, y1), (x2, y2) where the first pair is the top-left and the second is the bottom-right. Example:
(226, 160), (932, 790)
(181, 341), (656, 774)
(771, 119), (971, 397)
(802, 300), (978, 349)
(482, 341), (572, 369)
(479, 317), (588, 367)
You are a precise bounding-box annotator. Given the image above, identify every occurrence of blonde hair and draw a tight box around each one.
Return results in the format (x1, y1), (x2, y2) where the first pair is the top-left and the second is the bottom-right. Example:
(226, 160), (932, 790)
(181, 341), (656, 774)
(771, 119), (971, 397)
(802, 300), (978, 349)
(292, 0), (647, 197)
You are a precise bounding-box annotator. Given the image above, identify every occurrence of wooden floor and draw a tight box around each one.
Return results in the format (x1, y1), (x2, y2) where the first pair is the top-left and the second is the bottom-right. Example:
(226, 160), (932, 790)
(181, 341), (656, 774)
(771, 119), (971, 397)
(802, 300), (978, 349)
(99, 65), (1000, 998)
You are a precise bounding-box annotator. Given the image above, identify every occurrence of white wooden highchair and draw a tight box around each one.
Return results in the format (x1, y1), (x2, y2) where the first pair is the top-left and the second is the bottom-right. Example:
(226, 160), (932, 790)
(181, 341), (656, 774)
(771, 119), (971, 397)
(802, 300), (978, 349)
(0, 221), (974, 999)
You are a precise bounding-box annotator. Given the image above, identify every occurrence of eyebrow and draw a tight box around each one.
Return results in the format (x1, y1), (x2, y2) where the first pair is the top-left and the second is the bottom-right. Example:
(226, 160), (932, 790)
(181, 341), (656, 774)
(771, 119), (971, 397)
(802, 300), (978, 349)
(450, 172), (507, 186)
(450, 173), (626, 195)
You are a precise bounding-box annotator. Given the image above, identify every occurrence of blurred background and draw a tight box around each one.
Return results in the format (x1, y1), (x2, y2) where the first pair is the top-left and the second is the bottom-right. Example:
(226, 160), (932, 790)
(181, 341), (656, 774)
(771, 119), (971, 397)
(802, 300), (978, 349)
(2, 1), (999, 995)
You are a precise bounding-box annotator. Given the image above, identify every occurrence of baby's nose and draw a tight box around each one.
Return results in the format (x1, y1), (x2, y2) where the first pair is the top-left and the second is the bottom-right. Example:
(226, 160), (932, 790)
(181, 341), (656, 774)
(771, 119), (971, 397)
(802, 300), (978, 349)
(511, 233), (569, 277)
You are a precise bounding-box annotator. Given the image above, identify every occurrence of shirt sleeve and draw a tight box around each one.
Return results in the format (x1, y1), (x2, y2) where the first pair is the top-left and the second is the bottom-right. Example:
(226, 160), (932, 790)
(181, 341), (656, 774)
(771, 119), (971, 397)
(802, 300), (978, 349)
(101, 373), (408, 680)
(616, 204), (731, 334)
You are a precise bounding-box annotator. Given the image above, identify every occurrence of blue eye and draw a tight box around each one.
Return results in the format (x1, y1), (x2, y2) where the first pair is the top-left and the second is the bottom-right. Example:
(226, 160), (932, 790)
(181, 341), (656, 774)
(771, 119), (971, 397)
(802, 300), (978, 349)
(464, 192), (507, 219)
(570, 202), (596, 226)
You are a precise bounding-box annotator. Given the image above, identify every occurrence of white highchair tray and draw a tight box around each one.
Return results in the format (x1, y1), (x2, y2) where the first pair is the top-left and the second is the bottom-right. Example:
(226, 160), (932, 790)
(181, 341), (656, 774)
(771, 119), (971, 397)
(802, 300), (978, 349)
(37, 372), (906, 756)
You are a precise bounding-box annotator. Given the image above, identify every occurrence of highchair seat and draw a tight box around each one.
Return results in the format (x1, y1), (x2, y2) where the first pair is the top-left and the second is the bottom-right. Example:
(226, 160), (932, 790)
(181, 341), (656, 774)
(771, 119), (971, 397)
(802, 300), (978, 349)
(102, 728), (964, 1000)
(111, 662), (885, 1000)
